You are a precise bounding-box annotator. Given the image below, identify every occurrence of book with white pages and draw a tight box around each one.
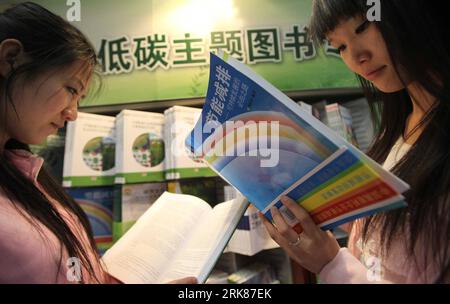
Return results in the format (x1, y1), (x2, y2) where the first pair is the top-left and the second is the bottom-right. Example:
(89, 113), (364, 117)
(101, 191), (249, 284)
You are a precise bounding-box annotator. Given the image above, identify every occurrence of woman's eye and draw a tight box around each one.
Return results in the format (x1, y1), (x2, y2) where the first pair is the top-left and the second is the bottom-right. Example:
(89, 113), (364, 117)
(66, 86), (78, 96)
(355, 20), (370, 34)
(338, 45), (347, 52)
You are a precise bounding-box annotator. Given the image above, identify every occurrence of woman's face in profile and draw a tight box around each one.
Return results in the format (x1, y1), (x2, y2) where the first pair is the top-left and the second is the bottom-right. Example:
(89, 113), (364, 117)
(4, 60), (90, 145)
(326, 16), (406, 93)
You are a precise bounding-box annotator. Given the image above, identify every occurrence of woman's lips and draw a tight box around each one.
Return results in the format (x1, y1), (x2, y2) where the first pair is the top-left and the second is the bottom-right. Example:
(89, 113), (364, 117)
(364, 66), (386, 81)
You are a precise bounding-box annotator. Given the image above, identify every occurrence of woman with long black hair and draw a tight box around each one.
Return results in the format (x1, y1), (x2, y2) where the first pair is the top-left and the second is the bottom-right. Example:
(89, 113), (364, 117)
(0, 2), (195, 284)
(262, 0), (450, 283)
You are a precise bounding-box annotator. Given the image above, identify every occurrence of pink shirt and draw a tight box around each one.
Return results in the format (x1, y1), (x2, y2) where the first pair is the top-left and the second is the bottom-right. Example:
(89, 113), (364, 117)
(319, 139), (444, 283)
(0, 149), (117, 283)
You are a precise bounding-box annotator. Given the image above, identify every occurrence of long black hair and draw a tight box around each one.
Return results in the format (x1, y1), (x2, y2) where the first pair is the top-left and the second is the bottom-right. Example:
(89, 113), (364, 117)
(0, 2), (102, 283)
(309, 0), (450, 281)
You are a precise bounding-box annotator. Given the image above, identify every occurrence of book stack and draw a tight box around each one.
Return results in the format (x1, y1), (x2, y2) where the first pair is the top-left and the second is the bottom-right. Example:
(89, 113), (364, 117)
(63, 112), (117, 253)
(63, 112), (116, 187)
(186, 52), (410, 232)
(323, 103), (358, 146)
(115, 110), (165, 184)
(113, 109), (167, 241)
(163, 106), (216, 180)
(342, 98), (375, 152)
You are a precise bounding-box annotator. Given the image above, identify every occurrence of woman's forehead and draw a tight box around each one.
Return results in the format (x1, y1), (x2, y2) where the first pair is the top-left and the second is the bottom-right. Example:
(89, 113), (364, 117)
(326, 15), (365, 40)
(62, 60), (94, 83)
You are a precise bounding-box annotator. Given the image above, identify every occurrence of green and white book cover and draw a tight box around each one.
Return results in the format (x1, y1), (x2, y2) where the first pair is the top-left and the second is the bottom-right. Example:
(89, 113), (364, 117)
(115, 110), (165, 184)
(164, 106), (216, 180)
(63, 112), (116, 187)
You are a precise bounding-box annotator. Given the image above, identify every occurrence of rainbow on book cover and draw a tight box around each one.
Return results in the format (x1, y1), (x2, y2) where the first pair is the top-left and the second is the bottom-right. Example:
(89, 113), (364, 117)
(186, 52), (410, 231)
(65, 187), (114, 253)
(267, 147), (406, 231)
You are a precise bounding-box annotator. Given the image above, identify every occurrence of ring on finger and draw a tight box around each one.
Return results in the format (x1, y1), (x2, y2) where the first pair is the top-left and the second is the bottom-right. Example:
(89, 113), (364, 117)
(288, 234), (302, 247)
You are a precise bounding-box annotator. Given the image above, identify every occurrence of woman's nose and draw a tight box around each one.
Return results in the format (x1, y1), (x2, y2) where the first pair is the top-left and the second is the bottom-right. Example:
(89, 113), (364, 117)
(351, 46), (371, 65)
(62, 106), (78, 121)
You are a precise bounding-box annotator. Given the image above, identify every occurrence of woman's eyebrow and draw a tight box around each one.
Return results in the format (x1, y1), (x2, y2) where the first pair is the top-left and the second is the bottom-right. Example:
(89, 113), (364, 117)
(73, 77), (85, 91)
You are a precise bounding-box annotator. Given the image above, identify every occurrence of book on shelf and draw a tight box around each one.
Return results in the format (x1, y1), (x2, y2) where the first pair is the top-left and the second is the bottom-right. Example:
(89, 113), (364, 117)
(185, 51), (410, 233)
(163, 106), (216, 180)
(112, 182), (167, 242)
(63, 112), (116, 187)
(323, 103), (358, 147)
(342, 98), (375, 152)
(225, 203), (279, 256)
(115, 110), (166, 184)
(65, 186), (114, 255)
(222, 185), (279, 256)
(102, 191), (249, 284)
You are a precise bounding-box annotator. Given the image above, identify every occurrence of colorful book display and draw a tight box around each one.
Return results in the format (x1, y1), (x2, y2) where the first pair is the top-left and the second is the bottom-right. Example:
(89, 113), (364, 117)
(186, 52), (410, 232)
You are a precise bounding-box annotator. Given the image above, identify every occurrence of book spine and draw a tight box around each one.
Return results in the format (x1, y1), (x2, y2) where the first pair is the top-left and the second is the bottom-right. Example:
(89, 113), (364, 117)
(114, 114), (124, 183)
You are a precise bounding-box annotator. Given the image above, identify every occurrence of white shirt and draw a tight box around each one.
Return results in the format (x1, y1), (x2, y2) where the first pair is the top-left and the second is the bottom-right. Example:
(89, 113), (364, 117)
(382, 137), (412, 171)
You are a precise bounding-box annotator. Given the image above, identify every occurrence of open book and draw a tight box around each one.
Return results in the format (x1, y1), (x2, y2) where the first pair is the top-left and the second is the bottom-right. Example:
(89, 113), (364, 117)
(101, 191), (248, 283)
(186, 52), (410, 232)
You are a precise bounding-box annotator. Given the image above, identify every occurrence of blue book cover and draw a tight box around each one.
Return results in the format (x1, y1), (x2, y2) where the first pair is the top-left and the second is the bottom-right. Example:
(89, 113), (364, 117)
(186, 52), (409, 230)
(66, 186), (114, 254)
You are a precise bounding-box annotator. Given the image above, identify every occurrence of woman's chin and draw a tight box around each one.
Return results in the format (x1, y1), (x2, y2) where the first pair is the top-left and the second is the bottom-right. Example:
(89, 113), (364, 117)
(373, 82), (405, 93)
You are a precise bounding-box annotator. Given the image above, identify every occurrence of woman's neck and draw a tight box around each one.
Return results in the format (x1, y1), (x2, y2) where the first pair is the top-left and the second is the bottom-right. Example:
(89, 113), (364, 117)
(404, 83), (437, 145)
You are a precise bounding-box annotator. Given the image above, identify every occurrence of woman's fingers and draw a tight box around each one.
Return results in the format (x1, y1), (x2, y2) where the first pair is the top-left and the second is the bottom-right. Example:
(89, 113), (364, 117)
(259, 212), (294, 247)
(259, 212), (284, 244)
(260, 200), (341, 274)
(280, 196), (318, 235)
(270, 207), (301, 244)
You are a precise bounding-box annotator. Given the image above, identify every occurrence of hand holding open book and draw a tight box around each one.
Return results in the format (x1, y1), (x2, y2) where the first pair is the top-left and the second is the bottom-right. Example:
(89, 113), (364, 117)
(102, 192), (248, 284)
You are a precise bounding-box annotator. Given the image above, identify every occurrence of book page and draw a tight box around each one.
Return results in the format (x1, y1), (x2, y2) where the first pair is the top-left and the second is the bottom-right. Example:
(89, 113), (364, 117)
(159, 196), (249, 283)
(101, 192), (212, 284)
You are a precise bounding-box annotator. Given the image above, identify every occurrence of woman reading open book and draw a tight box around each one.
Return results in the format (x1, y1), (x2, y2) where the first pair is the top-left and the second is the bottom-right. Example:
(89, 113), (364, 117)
(0, 2), (195, 284)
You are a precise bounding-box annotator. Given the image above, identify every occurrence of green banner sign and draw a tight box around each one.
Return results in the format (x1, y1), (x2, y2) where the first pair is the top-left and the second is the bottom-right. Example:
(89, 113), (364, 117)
(5, 0), (358, 106)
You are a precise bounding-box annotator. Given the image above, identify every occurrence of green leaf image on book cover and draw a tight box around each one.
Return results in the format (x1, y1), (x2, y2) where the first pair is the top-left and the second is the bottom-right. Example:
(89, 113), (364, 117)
(82, 136), (115, 171)
(132, 133), (165, 167)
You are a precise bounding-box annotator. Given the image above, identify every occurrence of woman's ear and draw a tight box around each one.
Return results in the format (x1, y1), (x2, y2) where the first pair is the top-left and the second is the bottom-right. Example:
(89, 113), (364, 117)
(0, 39), (25, 77)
